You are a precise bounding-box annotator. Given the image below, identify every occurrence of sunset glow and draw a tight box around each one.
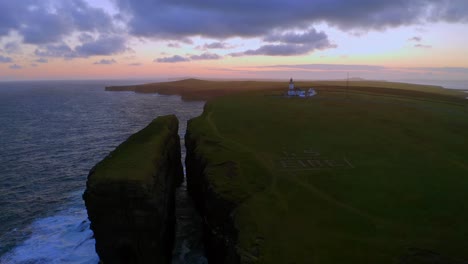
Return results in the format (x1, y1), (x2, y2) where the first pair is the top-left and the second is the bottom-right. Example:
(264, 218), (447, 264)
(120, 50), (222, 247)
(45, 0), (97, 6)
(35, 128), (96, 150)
(1, 0), (467, 82)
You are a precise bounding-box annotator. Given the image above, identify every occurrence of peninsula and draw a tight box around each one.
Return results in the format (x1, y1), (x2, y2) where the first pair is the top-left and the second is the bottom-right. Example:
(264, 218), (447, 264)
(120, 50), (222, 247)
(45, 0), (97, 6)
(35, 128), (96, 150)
(87, 79), (468, 263)
(182, 79), (468, 263)
(105, 78), (465, 102)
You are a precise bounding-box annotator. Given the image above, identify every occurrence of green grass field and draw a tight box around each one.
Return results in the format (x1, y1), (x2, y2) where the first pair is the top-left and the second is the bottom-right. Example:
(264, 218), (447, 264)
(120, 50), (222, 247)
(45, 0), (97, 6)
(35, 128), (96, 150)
(107, 78), (467, 101)
(88, 115), (178, 186)
(187, 84), (468, 263)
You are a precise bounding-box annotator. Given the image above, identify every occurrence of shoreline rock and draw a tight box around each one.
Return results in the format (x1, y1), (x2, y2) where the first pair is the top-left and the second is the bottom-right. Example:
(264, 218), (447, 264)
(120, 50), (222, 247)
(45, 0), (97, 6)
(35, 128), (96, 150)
(83, 115), (183, 264)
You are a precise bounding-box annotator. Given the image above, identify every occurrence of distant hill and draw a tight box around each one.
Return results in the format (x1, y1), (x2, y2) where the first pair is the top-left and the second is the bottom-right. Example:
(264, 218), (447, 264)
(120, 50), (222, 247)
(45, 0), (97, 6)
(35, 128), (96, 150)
(106, 78), (466, 101)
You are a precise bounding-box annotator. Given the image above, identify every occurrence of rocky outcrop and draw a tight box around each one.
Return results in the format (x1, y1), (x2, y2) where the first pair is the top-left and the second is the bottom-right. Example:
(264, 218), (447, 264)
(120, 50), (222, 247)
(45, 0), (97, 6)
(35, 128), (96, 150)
(399, 248), (468, 264)
(83, 115), (183, 264)
(185, 117), (241, 264)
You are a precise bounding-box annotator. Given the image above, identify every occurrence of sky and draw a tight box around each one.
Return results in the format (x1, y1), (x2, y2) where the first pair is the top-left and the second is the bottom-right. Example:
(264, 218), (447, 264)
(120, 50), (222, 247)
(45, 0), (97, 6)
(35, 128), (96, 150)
(0, 0), (467, 82)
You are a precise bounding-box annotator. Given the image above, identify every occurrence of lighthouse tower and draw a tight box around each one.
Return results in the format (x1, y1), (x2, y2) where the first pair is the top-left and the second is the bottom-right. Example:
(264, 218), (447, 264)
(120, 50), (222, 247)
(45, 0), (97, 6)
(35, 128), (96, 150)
(288, 78), (296, 96)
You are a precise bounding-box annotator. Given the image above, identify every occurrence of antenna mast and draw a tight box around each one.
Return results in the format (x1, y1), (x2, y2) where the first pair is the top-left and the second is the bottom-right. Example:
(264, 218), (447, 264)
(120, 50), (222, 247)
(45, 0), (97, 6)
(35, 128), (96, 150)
(346, 72), (349, 99)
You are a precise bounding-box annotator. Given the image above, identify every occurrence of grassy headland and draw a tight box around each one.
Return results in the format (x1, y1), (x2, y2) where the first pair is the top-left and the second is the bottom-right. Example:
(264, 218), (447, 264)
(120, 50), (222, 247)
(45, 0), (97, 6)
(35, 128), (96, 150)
(184, 80), (468, 263)
(87, 115), (181, 186)
(106, 78), (285, 101)
(106, 78), (466, 102)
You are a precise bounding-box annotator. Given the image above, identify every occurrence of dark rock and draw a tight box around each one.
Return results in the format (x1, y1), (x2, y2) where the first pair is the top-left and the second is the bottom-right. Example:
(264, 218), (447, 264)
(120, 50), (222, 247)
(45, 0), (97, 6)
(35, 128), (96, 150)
(83, 115), (183, 264)
(399, 248), (468, 264)
(185, 119), (241, 264)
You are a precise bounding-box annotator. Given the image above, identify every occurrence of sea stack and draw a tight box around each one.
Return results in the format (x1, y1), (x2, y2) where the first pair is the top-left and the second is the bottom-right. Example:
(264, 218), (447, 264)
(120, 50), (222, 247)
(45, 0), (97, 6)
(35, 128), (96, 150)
(83, 115), (183, 264)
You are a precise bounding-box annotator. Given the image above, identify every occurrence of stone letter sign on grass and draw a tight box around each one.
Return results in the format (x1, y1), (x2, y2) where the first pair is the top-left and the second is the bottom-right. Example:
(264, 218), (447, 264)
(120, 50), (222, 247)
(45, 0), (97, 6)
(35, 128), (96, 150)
(277, 149), (354, 171)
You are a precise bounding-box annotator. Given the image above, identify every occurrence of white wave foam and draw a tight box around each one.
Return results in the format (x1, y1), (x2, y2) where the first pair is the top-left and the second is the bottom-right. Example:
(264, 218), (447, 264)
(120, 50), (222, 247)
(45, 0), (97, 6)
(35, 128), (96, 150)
(0, 207), (99, 264)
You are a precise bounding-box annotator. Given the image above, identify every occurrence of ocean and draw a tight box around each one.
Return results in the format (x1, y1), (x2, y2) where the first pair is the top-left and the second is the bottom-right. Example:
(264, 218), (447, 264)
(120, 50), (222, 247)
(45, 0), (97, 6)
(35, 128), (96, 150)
(0, 81), (206, 263)
(399, 79), (468, 90)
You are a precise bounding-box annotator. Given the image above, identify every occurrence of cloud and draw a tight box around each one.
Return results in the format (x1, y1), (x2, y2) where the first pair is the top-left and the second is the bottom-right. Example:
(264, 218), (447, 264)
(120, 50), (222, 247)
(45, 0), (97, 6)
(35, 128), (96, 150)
(34, 35), (128, 58)
(128, 63), (142, 66)
(35, 58), (48, 63)
(231, 44), (313, 56)
(408, 37), (432, 49)
(93, 59), (117, 65)
(9, 64), (22, 69)
(75, 35), (128, 56)
(231, 29), (335, 56)
(155, 55), (190, 63)
(4, 41), (21, 53)
(0, 1), (31, 37)
(408, 36), (422, 42)
(1, 1), (465, 65)
(414, 44), (432, 48)
(0, 55), (13, 63)
(190, 52), (222, 60)
(61, 0), (115, 33)
(178, 38), (194, 44)
(0, 0), (117, 44)
(34, 43), (76, 58)
(167, 38), (195, 48)
(167, 42), (181, 48)
(262, 64), (468, 75)
(155, 52), (222, 63)
(248, 64), (468, 77)
(0, 1), (130, 63)
(407, 36), (432, 49)
(114, 0), (468, 40)
(18, 10), (72, 44)
(214, 64), (468, 81)
(78, 33), (95, 43)
(31, 63), (38, 67)
(202, 42), (231, 49)
(264, 29), (329, 44)
(261, 64), (386, 72)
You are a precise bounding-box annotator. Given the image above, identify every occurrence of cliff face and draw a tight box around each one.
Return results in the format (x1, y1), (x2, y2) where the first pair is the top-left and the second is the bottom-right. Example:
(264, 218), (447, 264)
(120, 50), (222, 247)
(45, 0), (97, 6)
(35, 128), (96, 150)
(185, 117), (242, 264)
(105, 79), (288, 101)
(83, 115), (183, 264)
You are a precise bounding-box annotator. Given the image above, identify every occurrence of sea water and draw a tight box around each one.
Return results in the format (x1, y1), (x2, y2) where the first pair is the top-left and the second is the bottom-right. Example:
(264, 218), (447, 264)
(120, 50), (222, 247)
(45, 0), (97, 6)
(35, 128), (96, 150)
(399, 79), (468, 90)
(0, 81), (206, 263)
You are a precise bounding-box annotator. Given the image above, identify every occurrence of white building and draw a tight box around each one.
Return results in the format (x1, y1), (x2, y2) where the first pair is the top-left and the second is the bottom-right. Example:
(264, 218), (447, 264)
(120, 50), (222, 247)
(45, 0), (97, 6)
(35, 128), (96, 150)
(307, 88), (317, 97)
(287, 78), (316, 97)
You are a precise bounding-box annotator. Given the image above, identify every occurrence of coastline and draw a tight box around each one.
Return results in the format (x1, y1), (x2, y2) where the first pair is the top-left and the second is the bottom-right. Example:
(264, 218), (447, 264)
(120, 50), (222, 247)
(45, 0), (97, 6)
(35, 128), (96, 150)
(105, 79), (286, 101)
(105, 78), (468, 103)
(0, 81), (206, 263)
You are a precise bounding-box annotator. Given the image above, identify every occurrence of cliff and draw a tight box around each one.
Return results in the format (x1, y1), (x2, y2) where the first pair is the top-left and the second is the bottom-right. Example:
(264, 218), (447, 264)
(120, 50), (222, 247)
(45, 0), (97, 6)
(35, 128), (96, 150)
(105, 79), (286, 101)
(183, 93), (468, 263)
(83, 115), (183, 264)
(184, 102), (269, 263)
(185, 125), (241, 264)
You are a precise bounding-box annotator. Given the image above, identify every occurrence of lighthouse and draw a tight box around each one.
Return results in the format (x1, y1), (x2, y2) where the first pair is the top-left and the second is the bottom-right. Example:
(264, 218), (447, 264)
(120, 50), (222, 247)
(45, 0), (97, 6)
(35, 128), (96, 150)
(286, 78), (316, 97)
(288, 78), (297, 96)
